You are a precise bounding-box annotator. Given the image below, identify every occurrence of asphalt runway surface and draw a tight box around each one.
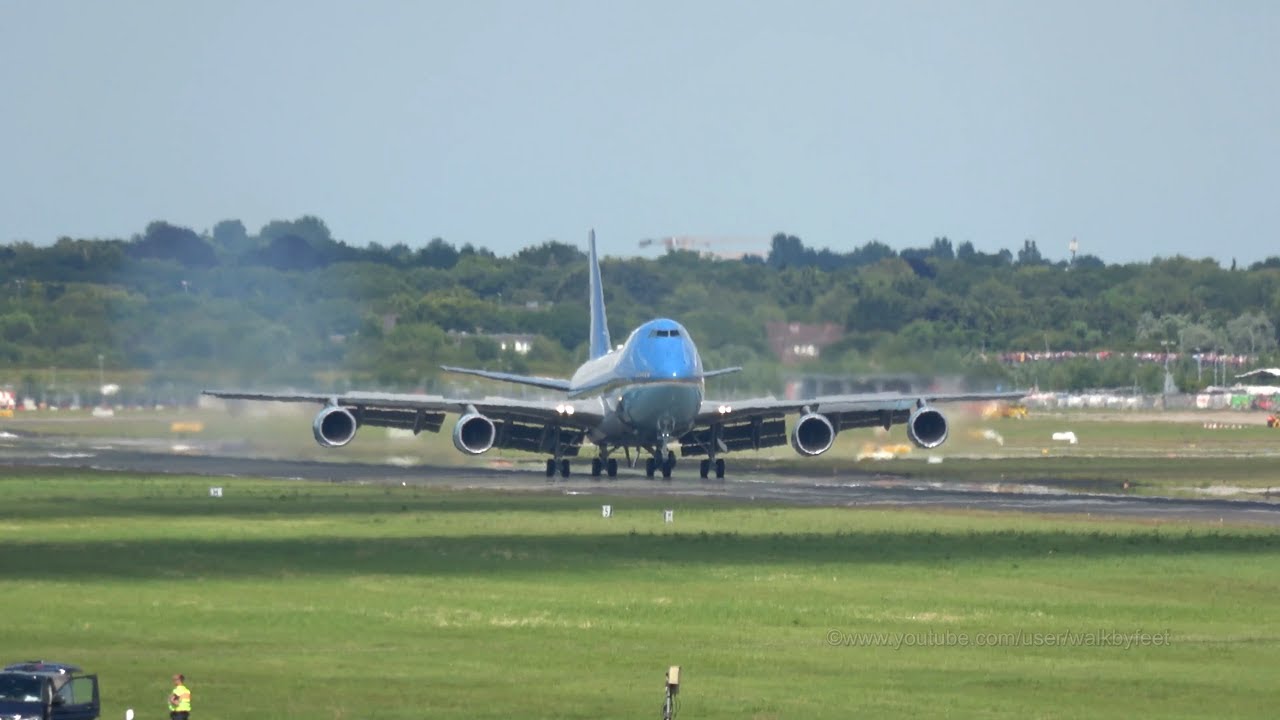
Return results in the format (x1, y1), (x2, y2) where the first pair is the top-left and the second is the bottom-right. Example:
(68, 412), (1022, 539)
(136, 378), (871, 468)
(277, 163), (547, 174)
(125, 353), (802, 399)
(3, 429), (1279, 525)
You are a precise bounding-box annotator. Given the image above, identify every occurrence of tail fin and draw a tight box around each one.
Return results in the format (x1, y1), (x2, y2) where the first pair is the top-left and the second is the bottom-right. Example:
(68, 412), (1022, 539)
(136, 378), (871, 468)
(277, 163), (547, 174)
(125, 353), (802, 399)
(588, 229), (612, 360)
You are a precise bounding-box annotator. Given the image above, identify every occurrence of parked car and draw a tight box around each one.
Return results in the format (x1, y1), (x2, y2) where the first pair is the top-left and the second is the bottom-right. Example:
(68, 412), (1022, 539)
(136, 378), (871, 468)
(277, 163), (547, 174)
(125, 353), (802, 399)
(0, 661), (99, 720)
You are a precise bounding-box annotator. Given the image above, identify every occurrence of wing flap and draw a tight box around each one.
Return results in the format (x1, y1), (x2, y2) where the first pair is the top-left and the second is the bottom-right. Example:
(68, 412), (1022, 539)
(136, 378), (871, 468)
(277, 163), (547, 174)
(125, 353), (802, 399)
(679, 416), (787, 457)
(492, 420), (585, 455)
(829, 408), (910, 432)
(355, 407), (447, 434)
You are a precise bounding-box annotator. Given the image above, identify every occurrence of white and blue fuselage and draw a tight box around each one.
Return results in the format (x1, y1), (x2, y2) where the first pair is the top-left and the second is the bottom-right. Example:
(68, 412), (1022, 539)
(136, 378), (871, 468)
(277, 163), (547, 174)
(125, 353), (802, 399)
(428, 230), (741, 476)
(569, 318), (703, 450)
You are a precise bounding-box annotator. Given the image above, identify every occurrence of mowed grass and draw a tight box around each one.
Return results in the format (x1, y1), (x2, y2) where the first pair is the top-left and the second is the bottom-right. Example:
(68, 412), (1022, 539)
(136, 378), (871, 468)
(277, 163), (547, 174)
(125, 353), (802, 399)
(863, 455), (1280, 495)
(1, 472), (1277, 719)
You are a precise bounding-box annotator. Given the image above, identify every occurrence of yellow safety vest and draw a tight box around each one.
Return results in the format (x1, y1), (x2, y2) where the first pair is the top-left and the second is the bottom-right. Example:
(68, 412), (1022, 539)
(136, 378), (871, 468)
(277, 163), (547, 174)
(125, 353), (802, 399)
(169, 684), (192, 712)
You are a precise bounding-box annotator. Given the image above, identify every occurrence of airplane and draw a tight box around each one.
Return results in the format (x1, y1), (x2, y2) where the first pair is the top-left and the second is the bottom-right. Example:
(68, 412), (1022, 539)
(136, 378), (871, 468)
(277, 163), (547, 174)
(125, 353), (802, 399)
(204, 231), (1023, 480)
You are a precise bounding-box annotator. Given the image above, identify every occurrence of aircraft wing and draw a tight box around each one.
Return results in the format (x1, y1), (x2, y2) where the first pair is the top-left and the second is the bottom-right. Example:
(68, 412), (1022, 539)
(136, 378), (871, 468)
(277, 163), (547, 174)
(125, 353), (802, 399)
(439, 366), (572, 392)
(202, 390), (606, 454)
(694, 390), (1023, 425)
(683, 390), (1027, 454)
(702, 366), (743, 379)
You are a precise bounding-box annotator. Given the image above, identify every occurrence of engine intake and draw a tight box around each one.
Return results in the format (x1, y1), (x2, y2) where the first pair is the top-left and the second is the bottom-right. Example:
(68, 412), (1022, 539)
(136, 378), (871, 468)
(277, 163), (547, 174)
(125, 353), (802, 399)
(313, 406), (358, 448)
(790, 413), (836, 456)
(452, 413), (497, 455)
(907, 406), (948, 449)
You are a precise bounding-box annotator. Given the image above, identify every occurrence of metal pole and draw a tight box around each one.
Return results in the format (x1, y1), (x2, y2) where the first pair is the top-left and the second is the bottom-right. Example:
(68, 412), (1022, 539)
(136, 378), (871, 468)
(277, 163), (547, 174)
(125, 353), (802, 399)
(1160, 340), (1172, 408)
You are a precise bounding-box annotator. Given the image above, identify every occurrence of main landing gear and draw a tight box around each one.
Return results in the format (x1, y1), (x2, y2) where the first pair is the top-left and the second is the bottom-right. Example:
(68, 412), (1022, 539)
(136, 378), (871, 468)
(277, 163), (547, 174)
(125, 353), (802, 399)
(546, 451), (620, 481)
(542, 447), (721, 481)
(699, 458), (726, 480)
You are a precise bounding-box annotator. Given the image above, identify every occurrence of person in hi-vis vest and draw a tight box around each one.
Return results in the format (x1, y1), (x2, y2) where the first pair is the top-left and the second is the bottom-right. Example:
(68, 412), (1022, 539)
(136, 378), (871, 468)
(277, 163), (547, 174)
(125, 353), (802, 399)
(168, 674), (192, 720)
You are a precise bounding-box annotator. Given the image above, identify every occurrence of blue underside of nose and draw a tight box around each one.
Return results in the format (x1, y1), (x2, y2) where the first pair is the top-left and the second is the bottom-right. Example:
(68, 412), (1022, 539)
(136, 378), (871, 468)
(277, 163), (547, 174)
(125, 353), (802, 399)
(622, 382), (702, 439)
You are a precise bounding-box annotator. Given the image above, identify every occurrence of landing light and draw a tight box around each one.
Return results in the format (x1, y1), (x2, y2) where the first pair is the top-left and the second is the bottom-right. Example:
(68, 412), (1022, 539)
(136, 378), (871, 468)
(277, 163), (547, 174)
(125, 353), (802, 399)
(717, 405), (733, 414)
(556, 404), (575, 415)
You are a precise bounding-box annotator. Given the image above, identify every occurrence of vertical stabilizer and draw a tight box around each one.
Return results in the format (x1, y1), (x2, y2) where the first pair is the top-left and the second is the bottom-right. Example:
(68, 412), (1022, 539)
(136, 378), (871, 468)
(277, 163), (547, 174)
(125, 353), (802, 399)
(588, 229), (612, 360)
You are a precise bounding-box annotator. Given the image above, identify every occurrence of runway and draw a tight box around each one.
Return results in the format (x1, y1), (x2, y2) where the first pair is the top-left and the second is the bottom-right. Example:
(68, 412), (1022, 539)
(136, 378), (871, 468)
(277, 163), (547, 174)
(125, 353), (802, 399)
(3, 429), (1279, 525)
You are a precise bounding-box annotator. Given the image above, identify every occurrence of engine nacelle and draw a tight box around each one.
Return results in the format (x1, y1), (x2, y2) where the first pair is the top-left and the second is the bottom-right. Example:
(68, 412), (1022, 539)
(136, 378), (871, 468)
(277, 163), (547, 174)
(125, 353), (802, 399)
(791, 413), (836, 456)
(312, 406), (358, 448)
(907, 405), (948, 449)
(452, 413), (497, 455)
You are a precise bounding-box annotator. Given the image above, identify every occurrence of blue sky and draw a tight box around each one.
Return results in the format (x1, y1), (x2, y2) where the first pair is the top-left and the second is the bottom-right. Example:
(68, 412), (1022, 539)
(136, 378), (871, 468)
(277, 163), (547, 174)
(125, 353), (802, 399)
(2, 1), (1277, 263)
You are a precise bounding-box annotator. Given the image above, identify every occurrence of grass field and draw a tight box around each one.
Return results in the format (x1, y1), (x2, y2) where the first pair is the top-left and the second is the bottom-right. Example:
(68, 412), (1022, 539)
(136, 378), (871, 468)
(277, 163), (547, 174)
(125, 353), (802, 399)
(1, 470), (1277, 719)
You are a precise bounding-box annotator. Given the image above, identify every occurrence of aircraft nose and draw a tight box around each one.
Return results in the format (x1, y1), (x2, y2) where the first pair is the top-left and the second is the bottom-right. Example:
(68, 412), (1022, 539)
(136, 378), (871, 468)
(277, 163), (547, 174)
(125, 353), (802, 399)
(637, 337), (698, 379)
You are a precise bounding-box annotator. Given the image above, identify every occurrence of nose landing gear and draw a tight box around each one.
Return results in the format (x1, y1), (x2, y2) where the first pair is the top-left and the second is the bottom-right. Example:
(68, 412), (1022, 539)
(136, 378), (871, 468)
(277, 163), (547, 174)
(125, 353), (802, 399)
(645, 440), (677, 480)
(590, 455), (620, 479)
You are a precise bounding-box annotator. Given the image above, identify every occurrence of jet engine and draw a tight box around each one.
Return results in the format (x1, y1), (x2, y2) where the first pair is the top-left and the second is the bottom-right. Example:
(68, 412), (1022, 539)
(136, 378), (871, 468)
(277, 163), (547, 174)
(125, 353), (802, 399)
(906, 405), (948, 449)
(452, 413), (497, 455)
(790, 413), (836, 456)
(312, 406), (358, 448)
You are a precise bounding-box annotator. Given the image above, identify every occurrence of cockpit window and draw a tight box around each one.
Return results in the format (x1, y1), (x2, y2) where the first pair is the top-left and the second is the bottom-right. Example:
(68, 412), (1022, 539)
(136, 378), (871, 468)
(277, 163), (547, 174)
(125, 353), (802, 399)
(650, 329), (682, 338)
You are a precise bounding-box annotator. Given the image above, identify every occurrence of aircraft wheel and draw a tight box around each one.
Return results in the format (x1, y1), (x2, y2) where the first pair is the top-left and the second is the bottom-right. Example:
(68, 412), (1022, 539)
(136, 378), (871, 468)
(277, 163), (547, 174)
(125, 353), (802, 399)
(699, 459), (710, 479)
(606, 458), (618, 478)
(559, 459), (570, 478)
(715, 458), (726, 480)
(645, 457), (657, 478)
(661, 456), (675, 480)
(544, 459), (556, 478)
(591, 458), (603, 478)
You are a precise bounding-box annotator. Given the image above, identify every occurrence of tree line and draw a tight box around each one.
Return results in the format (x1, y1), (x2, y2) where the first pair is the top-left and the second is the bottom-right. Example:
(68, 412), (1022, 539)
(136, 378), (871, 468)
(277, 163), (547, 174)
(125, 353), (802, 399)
(2, 217), (1278, 399)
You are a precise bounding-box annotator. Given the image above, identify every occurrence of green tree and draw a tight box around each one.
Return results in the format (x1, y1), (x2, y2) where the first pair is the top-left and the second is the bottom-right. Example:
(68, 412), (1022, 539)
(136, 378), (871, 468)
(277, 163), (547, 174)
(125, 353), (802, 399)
(211, 219), (253, 256)
(131, 222), (217, 267)
(0, 311), (37, 342)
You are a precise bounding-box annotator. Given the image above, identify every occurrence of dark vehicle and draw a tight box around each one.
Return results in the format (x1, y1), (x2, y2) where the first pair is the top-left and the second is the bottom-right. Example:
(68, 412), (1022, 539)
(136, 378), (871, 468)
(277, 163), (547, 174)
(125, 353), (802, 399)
(0, 662), (99, 720)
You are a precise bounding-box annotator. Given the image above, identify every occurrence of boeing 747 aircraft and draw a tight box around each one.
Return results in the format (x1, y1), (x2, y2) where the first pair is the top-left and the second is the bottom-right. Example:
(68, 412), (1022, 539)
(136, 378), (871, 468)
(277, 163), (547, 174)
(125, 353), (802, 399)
(205, 231), (1022, 479)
